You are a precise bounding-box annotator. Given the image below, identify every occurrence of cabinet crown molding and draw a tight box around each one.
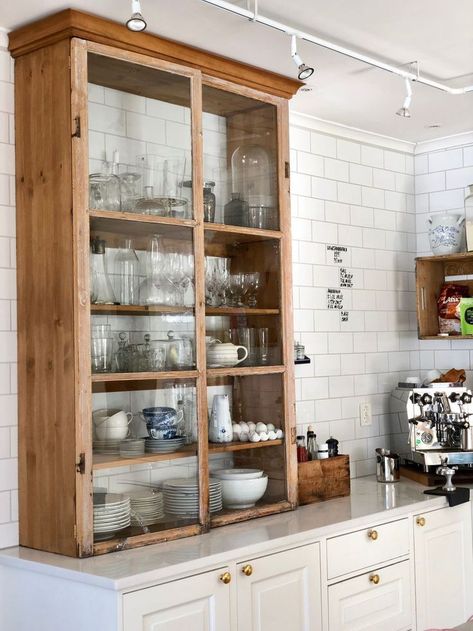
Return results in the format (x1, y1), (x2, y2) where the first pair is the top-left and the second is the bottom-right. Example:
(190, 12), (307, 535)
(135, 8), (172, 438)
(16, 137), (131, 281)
(8, 8), (302, 99)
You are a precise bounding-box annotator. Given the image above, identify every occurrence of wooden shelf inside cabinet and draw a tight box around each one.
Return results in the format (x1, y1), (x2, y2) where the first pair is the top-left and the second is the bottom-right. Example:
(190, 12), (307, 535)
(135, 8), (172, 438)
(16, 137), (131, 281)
(89, 209), (195, 244)
(416, 252), (473, 338)
(205, 306), (280, 316)
(93, 444), (198, 470)
(209, 439), (283, 454)
(204, 222), (282, 244)
(207, 365), (285, 378)
(92, 370), (198, 384)
(91, 304), (194, 316)
(211, 500), (292, 527)
(93, 523), (202, 556)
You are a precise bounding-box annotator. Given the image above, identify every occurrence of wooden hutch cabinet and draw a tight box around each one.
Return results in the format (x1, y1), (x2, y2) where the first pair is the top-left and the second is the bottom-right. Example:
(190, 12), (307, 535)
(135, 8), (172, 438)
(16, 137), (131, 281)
(9, 10), (301, 557)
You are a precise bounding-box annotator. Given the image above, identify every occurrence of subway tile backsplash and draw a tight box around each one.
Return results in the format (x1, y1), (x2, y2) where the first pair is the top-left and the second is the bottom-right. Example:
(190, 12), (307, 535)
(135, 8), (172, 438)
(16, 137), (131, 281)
(1, 31), (473, 549)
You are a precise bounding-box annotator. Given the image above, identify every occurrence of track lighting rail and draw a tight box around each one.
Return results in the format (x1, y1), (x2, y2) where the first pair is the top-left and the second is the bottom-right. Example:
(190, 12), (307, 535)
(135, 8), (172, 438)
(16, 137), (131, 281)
(201, 0), (473, 95)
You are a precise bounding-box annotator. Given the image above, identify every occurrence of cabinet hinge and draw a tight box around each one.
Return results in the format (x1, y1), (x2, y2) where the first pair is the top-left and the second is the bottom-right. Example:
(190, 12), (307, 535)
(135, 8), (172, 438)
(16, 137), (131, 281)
(76, 452), (86, 474)
(285, 161), (290, 179)
(72, 116), (81, 138)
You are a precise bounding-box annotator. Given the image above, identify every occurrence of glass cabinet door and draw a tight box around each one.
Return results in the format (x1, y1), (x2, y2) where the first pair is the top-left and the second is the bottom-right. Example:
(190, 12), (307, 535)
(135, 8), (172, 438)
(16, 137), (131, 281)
(202, 84), (279, 230)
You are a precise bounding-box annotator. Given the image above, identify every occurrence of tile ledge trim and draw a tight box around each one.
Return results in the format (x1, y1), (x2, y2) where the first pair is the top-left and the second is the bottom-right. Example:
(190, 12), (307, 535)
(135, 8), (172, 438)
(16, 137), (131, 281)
(290, 110), (415, 154)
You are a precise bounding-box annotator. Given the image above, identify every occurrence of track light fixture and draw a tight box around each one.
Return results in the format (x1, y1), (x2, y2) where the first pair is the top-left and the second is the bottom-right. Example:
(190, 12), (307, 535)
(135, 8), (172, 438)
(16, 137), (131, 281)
(291, 35), (314, 81)
(396, 77), (412, 118)
(126, 0), (147, 32)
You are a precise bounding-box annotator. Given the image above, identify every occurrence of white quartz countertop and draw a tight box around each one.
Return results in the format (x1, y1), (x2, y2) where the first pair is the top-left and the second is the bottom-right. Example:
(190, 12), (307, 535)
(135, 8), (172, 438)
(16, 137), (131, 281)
(0, 476), (452, 592)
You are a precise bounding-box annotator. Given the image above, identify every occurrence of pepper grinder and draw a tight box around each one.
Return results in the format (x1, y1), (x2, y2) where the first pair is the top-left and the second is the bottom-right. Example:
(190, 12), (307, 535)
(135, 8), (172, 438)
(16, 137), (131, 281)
(436, 458), (457, 492)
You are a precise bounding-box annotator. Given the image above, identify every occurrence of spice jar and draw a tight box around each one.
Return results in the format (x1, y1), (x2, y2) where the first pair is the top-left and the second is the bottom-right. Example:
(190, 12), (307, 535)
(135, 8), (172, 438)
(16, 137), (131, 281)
(296, 435), (308, 463)
(318, 443), (329, 459)
(327, 436), (339, 457)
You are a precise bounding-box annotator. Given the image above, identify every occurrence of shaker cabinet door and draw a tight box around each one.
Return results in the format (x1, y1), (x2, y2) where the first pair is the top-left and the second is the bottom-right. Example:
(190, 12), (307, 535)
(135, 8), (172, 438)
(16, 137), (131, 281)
(123, 567), (232, 631)
(236, 544), (322, 631)
(328, 560), (411, 631)
(414, 503), (473, 630)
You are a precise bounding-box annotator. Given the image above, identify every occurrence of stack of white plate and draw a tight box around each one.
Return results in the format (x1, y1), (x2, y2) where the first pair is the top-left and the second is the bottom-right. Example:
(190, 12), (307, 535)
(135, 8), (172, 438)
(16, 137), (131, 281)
(163, 478), (222, 518)
(93, 439), (121, 455)
(120, 439), (145, 458)
(128, 490), (164, 526)
(145, 437), (186, 454)
(93, 493), (131, 540)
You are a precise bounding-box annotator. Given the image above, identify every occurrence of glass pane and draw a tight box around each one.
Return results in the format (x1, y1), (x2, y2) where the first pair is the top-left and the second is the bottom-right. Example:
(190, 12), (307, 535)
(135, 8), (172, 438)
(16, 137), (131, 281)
(89, 218), (195, 375)
(87, 53), (193, 218)
(207, 373), (286, 521)
(92, 378), (201, 541)
(202, 84), (278, 229)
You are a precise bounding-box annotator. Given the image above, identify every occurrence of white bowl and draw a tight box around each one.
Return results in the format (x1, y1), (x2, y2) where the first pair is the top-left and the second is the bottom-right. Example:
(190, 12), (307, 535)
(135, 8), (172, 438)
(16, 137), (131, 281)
(95, 425), (129, 441)
(216, 474), (268, 509)
(213, 468), (263, 480)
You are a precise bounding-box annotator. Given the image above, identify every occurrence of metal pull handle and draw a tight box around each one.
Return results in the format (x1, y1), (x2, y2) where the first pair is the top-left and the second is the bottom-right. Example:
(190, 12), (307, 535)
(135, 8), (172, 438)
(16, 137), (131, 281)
(219, 571), (231, 584)
(242, 564), (253, 576)
(367, 529), (378, 541)
(416, 516), (426, 527)
(369, 574), (380, 585)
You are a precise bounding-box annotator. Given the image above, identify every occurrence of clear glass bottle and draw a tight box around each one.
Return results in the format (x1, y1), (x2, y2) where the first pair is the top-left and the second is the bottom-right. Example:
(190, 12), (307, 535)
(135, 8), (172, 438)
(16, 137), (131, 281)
(203, 181), (216, 223)
(465, 185), (473, 251)
(307, 431), (319, 461)
(90, 237), (116, 304)
(115, 239), (139, 305)
(224, 192), (249, 226)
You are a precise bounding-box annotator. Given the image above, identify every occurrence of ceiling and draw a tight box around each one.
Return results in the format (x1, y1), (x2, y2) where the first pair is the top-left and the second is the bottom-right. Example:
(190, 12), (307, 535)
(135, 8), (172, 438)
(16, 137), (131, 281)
(3, 0), (473, 142)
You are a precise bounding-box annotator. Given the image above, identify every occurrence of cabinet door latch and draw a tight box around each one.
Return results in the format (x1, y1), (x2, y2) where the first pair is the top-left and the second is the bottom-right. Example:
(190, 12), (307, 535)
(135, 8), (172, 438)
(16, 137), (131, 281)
(76, 452), (86, 474)
(72, 116), (81, 138)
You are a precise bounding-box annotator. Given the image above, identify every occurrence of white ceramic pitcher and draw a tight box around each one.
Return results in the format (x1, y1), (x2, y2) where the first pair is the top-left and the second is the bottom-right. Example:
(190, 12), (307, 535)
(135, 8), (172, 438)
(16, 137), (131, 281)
(428, 214), (464, 256)
(209, 394), (233, 443)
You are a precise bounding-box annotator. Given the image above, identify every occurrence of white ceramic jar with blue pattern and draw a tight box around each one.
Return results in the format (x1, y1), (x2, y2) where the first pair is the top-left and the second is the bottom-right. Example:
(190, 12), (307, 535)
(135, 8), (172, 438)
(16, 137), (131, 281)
(428, 214), (464, 256)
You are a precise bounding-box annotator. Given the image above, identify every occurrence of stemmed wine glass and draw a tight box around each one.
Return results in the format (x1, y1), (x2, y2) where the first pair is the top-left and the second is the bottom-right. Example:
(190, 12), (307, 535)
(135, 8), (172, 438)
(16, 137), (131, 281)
(243, 272), (261, 307)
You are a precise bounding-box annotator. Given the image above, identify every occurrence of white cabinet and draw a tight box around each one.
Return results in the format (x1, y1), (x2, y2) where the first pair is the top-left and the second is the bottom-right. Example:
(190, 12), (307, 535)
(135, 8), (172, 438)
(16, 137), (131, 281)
(236, 544), (322, 631)
(328, 560), (411, 631)
(123, 567), (232, 631)
(414, 503), (473, 630)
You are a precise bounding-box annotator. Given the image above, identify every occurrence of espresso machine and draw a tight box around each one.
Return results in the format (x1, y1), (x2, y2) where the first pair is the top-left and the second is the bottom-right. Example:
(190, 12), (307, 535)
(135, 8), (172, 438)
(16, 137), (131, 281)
(405, 386), (473, 470)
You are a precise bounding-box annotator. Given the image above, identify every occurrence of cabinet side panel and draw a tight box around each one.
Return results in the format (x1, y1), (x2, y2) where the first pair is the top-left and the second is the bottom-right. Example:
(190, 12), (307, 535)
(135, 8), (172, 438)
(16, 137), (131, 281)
(16, 40), (78, 556)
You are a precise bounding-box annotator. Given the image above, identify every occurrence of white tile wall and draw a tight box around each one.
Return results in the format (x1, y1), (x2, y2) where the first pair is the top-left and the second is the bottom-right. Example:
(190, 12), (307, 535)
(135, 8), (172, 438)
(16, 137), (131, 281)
(0, 34), (17, 549)
(290, 124), (417, 478)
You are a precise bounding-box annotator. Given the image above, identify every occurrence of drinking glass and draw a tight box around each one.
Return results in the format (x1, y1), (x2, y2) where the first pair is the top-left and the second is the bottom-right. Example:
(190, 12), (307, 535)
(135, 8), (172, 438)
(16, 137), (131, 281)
(91, 325), (114, 373)
(115, 239), (139, 305)
(244, 272), (261, 307)
(139, 234), (168, 305)
(118, 168), (142, 212)
(258, 327), (269, 365)
(163, 252), (185, 306)
(237, 327), (256, 366)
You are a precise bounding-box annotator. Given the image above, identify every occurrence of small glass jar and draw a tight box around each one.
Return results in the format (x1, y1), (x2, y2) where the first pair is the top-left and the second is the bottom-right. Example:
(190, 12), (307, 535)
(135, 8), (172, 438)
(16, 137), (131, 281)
(296, 435), (308, 463)
(203, 181), (216, 223)
(318, 443), (329, 459)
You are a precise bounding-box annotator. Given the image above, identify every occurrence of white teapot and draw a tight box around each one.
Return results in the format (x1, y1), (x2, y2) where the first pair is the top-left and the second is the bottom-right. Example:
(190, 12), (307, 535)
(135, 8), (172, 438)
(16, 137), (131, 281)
(206, 339), (248, 368)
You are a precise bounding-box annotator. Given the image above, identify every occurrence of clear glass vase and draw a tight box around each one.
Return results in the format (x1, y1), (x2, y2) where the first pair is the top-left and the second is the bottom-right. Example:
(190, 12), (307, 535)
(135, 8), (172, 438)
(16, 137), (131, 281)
(90, 237), (116, 304)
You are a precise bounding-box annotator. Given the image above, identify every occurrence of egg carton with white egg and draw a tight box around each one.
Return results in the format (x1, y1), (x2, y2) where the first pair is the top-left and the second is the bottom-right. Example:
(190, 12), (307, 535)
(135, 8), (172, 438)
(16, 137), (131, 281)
(232, 421), (284, 443)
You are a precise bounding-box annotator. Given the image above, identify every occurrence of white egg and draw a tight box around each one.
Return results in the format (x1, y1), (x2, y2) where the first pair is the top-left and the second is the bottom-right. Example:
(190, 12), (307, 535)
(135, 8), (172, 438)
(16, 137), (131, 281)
(259, 431), (269, 441)
(255, 422), (267, 433)
(239, 431), (249, 442)
(266, 423), (275, 432)
(247, 422), (256, 431)
(239, 422), (249, 433)
(232, 423), (241, 434)
(275, 429), (283, 439)
(267, 430), (277, 440)
(249, 430), (260, 442)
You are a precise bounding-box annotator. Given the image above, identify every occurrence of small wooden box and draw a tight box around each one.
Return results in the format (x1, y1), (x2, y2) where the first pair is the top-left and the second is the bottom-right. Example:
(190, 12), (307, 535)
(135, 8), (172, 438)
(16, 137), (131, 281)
(298, 455), (350, 505)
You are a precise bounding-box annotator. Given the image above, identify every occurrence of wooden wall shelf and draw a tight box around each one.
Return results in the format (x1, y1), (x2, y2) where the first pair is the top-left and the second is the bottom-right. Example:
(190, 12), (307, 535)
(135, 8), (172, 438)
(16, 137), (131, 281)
(416, 252), (473, 338)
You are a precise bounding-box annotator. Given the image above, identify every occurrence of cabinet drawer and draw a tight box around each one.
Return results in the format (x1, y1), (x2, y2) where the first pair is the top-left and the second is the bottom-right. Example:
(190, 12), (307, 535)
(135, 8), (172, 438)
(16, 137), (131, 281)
(327, 518), (409, 579)
(328, 560), (412, 631)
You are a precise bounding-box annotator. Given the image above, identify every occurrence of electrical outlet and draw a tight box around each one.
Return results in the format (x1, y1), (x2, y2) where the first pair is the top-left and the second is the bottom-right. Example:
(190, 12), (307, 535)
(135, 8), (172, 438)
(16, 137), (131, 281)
(359, 401), (372, 427)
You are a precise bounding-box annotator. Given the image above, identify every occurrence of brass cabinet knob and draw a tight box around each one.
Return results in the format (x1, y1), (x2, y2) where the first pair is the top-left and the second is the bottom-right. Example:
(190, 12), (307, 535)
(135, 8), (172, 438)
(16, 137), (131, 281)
(416, 516), (426, 527)
(367, 529), (378, 541)
(369, 574), (380, 585)
(219, 571), (231, 584)
(242, 564), (253, 576)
